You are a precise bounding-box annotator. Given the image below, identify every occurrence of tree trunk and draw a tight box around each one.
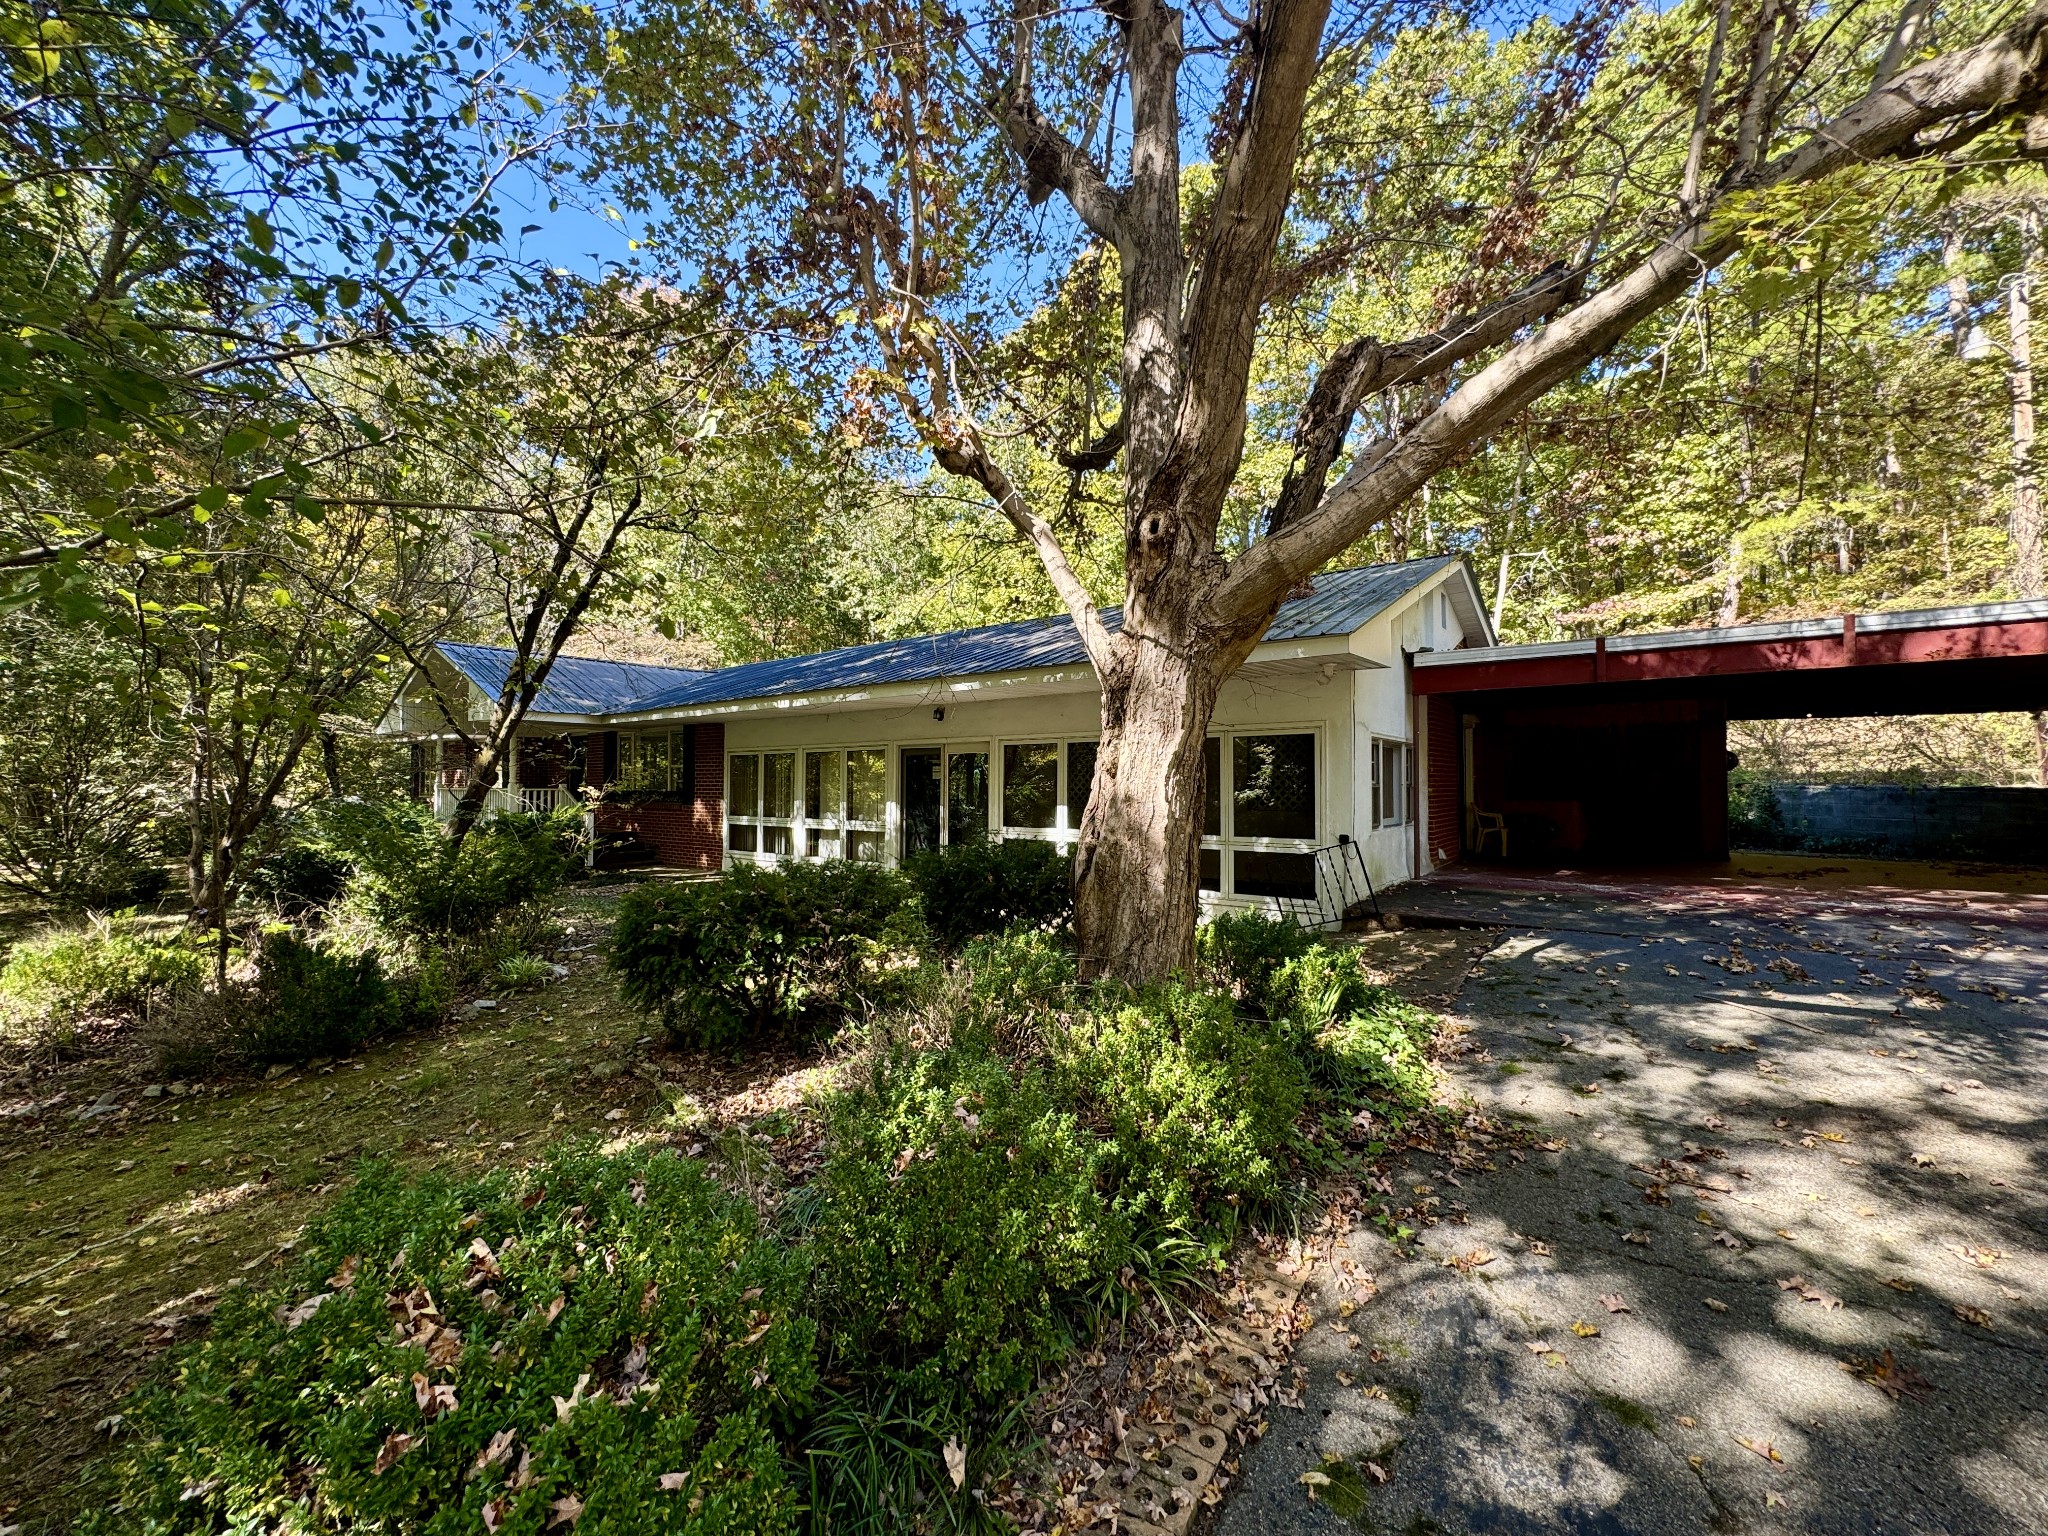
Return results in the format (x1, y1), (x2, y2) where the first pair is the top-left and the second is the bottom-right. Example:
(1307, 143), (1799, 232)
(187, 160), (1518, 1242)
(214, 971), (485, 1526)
(1072, 640), (1224, 982)
(2010, 209), (2042, 599)
(449, 737), (508, 840)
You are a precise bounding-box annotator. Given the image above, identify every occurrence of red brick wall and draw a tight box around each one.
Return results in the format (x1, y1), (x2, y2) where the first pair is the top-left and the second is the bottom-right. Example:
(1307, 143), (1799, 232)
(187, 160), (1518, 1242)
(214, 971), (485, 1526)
(1425, 694), (1461, 867)
(594, 723), (725, 870)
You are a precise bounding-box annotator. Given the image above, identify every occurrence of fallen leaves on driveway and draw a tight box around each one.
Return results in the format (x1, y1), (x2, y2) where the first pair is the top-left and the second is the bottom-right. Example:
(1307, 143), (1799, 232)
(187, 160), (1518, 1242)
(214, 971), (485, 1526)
(1599, 1293), (1629, 1313)
(1734, 1435), (1784, 1465)
(1953, 1304), (1994, 1329)
(1840, 1350), (1933, 1403)
(1777, 1275), (1843, 1310)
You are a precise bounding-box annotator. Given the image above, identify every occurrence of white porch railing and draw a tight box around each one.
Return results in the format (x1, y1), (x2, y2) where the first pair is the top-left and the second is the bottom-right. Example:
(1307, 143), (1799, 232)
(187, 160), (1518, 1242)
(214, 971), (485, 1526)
(430, 783), (568, 818)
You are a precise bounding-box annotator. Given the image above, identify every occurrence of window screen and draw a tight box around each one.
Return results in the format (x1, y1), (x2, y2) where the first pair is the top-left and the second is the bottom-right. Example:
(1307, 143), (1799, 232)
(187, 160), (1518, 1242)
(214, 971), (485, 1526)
(1067, 740), (1098, 827)
(1002, 742), (1057, 829)
(1231, 734), (1314, 840)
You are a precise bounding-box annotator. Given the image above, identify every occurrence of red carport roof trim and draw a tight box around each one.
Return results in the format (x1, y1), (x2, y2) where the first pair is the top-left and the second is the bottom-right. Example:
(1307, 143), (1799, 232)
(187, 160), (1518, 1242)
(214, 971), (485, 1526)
(1410, 598), (2048, 695)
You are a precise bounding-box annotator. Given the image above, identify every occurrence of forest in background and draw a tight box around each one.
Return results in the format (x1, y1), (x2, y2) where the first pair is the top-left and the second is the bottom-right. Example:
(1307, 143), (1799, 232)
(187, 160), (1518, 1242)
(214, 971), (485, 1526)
(6, 0), (2048, 928)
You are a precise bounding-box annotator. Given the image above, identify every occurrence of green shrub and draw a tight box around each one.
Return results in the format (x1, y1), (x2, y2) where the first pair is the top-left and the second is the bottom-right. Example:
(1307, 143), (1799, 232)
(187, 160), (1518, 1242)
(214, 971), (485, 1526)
(1728, 770), (1792, 850)
(243, 824), (354, 913)
(611, 861), (913, 1050)
(0, 914), (202, 1028)
(1269, 945), (1439, 1113)
(1196, 910), (1315, 1013)
(813, 1043), (1128, 1402)
(1267, 944), (1375, 1038)
(324, 801), (578, 940)
(1054, 982), (1306, 1230)
(80, 1142), (814, 1536)
(227, 929), (392, 1064)
(204, 931), (450, 1068)
(903, 839), (1072, 951)
(1315, 988), (1440, 1112)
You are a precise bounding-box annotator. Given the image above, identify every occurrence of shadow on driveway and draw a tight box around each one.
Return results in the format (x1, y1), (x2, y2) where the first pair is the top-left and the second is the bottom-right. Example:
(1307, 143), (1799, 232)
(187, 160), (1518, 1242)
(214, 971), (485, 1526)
(1213, 890), (2048, 1535)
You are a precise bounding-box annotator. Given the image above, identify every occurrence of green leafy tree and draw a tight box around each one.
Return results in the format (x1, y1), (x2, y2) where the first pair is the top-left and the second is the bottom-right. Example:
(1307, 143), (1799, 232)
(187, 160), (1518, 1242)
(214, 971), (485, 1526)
(0, 0), (551, 602)
(542, 0), (2048, 980)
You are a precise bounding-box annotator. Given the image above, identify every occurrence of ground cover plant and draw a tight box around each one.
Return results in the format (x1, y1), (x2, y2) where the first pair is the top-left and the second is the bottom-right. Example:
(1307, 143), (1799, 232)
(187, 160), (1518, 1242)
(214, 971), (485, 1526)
(19, 887), (1450, 1536)
(0, 913), (203, 1051)
(78, 1141), (815, 1535)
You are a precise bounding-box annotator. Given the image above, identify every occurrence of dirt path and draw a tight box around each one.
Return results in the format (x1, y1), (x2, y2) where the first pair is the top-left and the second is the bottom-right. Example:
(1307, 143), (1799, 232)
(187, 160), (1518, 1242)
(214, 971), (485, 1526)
(1218, 893), (2048, 1534)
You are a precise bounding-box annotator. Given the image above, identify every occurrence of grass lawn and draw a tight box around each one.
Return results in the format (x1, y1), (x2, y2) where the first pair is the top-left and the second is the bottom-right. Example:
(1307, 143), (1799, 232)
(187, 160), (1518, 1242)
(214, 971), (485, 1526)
(0, 886), (829, 1530)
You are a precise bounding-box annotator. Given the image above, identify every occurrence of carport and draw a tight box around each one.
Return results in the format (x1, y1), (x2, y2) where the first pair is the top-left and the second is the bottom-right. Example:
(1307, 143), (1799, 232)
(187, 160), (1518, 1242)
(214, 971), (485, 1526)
(1411, 599), (2048, 865)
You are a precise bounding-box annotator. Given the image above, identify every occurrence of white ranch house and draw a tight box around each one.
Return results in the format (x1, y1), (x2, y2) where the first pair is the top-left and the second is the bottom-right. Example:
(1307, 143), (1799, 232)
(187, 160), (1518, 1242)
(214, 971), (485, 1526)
(377, 556), (1492, 920)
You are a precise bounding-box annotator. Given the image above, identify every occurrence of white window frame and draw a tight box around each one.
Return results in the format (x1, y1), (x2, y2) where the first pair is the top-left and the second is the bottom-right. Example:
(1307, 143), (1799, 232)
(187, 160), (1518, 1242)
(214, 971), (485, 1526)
(727, 742), (893, 866)
(1202, 725), (1323, 900)
(991, 736), (1099, 848)
(1371, 736), (1413, 829)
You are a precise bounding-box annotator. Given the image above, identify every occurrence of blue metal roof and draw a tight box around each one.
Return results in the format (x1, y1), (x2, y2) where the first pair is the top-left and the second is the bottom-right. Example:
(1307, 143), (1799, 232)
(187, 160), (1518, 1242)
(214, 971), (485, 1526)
(434, 557), (1456, 720)
(434, 642), (708, 716)
(629, 556), (1456, 714)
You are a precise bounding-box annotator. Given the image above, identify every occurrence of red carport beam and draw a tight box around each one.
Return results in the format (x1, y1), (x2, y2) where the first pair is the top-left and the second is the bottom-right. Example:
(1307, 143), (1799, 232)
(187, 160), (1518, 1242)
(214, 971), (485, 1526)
(1411, 608), (2048, 696)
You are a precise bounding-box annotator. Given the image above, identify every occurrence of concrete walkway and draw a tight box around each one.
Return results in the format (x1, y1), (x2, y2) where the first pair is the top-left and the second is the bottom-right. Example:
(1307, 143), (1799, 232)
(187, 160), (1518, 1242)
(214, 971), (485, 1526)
(1215, 887), (2048, 1534)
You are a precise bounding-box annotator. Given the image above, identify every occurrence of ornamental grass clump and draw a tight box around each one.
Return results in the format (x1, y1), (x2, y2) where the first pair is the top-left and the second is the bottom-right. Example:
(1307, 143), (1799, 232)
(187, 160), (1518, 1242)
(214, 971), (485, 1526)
(79, 1142), (815, 1536)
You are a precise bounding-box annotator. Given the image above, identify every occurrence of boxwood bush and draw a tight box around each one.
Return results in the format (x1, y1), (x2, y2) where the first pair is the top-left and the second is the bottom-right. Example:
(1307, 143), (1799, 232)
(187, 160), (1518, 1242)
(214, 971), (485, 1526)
(1195, 909), (1315, 1014)
(1054, 981), (1307, 1229)
(610, 861), (913, 1050)
(902, 838), (1072, 951)
(811, 1042), (1129, 1403)
(80, 1142), (815, 1536)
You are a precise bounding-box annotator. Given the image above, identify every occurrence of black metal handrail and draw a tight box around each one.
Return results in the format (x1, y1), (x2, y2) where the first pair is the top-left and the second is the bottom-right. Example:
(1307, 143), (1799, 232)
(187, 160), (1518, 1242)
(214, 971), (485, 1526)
(1284, 835), (1381, 932)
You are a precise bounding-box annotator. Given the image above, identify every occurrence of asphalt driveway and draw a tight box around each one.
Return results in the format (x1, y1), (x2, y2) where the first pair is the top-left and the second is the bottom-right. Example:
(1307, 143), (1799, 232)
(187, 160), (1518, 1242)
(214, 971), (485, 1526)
(1215, 881), (2048, 1535)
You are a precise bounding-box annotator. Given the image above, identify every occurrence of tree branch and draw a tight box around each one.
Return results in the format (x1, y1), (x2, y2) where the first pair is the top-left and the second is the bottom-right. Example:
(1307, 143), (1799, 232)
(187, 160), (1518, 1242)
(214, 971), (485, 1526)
(1266, 262), (1586, 538)
(1216, 2), (2048, 620)
(998, 93), (1126, 249)
(932, 413), (1114, 672)
(1162, 0), (1336, 525)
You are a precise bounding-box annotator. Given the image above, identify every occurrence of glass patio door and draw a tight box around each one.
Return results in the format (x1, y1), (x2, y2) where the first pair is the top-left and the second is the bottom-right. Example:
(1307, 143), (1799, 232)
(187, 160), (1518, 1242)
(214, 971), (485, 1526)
(901, 747), (941, 857)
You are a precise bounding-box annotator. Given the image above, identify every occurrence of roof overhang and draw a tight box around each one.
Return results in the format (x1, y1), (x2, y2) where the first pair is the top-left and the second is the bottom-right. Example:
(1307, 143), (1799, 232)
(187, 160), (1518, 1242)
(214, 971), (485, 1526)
(1410, 600), (2048, 715)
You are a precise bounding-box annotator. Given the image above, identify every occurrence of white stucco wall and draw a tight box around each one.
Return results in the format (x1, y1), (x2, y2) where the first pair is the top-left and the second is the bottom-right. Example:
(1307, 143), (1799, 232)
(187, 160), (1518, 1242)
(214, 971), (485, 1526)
(716, 662), (1360, 915)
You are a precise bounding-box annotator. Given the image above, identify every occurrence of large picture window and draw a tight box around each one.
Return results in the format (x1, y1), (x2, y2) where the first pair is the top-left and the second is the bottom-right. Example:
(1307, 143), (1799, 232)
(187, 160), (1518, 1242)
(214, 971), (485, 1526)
(614, 727), (696, 795)
(1001, 742), (1058, 832)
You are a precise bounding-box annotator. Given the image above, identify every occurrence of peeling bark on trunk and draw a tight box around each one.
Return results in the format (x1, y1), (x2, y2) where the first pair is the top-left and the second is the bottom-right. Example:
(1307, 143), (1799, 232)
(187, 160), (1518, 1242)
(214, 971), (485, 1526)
(1073, 642), (1222, 981)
